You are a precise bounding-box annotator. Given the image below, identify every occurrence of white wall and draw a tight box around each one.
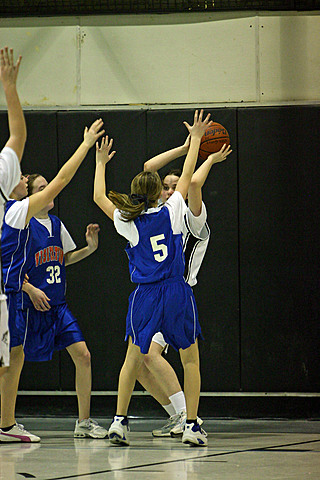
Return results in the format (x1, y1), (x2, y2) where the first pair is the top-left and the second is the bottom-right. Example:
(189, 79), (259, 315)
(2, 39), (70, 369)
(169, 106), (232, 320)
(0, 12), (319, 107)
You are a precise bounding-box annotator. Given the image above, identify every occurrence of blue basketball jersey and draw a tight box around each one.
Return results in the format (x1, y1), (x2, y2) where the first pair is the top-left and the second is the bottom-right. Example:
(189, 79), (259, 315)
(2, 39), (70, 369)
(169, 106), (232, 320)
(1, 200), (32, 293)
(18, 215), (67, 309)
(124, 204), (185, 284)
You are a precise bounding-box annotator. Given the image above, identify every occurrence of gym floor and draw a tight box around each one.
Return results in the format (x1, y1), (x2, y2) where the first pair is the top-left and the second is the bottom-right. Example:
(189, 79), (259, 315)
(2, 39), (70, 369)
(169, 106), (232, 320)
(0, 418), (319, 480)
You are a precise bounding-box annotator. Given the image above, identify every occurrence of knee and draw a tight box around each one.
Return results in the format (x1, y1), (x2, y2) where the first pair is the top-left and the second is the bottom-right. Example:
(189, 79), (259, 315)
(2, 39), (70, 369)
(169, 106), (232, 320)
(9, 346), (25, 369)
(75, 348), (91, 369)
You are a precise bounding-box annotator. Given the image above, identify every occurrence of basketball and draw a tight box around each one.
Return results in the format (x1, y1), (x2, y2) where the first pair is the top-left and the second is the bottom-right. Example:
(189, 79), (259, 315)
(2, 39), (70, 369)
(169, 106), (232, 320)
(199, 122), (230, 161)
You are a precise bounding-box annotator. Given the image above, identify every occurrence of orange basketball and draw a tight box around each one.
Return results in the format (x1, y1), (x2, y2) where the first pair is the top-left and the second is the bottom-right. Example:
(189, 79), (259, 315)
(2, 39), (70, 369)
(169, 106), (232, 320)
(199, 122), (230, 161)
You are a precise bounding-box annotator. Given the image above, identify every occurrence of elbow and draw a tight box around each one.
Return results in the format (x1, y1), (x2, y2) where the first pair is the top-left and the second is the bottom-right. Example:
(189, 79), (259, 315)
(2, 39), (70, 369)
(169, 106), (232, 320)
(189, 178), (197, 189)
(189, 178), (201, 192)
(143, 162), (150, 171)
(93, 192), (103, 206)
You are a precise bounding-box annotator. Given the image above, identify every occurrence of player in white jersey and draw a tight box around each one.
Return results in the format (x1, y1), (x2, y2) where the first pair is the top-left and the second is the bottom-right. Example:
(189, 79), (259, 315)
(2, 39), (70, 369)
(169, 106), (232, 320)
(136, 136), (232, 437)
(0, 47), (26, 370)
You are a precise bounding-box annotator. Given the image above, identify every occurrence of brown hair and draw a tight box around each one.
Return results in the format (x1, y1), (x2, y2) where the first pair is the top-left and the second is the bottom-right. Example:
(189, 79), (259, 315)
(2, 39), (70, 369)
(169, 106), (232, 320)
(162, 168), (181, 181)
(108, 171), (162, 221)
(27, 173), (42, 196)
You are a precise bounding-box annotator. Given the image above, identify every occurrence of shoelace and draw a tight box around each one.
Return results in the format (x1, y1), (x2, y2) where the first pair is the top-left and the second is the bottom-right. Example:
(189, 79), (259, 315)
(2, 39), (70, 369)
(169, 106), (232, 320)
(16, 423), (28, 432)
(87, 418), (98, 427)
(164, 415), (179, 427)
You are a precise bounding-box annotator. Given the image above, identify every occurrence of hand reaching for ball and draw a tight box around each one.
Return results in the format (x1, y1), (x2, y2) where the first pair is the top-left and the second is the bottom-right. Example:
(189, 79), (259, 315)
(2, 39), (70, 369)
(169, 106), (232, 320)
(207, 143), (232, 164)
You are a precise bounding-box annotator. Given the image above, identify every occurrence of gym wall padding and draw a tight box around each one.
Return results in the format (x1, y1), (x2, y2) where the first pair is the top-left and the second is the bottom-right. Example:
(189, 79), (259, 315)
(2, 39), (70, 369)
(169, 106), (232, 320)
(238, 106), (320, 392)
(1, 106), (319, 409)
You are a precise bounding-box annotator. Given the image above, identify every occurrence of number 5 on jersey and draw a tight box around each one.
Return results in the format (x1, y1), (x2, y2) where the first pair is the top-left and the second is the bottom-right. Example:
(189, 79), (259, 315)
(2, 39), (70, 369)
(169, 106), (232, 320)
(150, 234), (168, 262)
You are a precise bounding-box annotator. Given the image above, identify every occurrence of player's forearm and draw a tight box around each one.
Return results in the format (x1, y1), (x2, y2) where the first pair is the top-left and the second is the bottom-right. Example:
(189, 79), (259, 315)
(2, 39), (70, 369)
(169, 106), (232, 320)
(190, 155), (215, 189)
(93, 162), (107, 204)
(57, 142), (90, 186)
(144, 145), (187, 172)
(94, 162), (115, 220)
(65, 246), (95, 266)
(187, 156), (215, 217)
(5, 85), (26, 153)
(181, 137), (201, 181)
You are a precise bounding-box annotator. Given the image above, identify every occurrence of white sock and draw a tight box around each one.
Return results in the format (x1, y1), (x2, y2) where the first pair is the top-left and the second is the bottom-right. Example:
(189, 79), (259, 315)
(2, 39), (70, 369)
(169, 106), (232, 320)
(162, 403), (176, 416)
(169, 391), (186, 415)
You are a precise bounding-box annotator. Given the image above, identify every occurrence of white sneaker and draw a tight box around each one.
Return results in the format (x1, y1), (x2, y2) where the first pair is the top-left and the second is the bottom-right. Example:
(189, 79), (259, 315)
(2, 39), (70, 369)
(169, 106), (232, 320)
(182, 422), (208, 447)
(170, 412), (204, 437)
(74, 418), (108, 439)
(152, 413), (181, 437)
(0, 423), (40, 443)
(108, 416), (130, 446)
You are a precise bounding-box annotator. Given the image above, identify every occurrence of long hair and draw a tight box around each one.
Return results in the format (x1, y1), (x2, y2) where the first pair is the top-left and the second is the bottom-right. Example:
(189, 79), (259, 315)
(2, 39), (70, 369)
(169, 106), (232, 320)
(108, 171), (162, 221)
(27, 173), (42, 196)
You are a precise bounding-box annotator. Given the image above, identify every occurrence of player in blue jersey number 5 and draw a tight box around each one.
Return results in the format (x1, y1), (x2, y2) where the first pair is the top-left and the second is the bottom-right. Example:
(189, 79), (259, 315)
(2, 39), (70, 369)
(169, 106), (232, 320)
(94, 110), (213, 447)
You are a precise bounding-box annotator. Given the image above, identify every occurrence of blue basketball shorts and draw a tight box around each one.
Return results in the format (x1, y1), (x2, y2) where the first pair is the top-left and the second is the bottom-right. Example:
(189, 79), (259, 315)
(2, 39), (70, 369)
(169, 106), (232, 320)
(125, 276), (202, 354)
(9, 300), (84, 361)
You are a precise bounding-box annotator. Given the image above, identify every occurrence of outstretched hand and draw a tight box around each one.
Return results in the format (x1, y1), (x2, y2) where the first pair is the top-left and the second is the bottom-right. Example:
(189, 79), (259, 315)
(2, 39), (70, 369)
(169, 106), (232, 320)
(183, 109), (213, 140)
(207, 144), (232, 164)
(83, 119), (105, 148)
(85, 223), (100, 251)
(0, 46), (22, 89)
(96, 135), (116, 165)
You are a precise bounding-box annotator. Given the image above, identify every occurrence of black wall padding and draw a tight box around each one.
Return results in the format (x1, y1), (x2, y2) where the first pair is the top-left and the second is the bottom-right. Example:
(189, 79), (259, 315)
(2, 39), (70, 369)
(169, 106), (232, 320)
(1, 106), (319, 399)
(238, 106), (320, 391)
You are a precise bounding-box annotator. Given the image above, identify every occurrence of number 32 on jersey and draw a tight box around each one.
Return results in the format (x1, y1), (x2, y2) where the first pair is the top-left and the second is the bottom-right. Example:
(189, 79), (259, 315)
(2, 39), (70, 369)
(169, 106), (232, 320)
(150, 234), (168, 262)
(46, 265), (61, 284)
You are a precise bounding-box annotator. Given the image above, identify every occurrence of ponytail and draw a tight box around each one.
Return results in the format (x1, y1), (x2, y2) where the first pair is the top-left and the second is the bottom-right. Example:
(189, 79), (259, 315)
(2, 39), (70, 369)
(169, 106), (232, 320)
(109, 170), (162, 222)
(108, 192), (145, 221)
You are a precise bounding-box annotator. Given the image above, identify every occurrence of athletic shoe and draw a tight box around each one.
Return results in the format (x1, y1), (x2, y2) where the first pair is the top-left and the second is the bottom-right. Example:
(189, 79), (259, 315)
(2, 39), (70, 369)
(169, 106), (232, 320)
(170, 412), (205, 437)
(74, 418), (108, 439)
(0, 423), (40, 443)
(108, 416), (130, 446)
(182, 422), (208, 447)
(152, 413), (181, 437)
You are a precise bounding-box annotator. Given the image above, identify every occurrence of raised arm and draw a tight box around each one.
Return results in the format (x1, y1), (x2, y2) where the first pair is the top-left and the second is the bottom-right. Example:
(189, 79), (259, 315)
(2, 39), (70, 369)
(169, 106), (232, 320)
(176, 110), (212, 200)
(25, 119), (104, 225)
(94, 136), (117, 220)
(0, 47), (26, 161)
(188, 144), (232, 216)
(143, 136), (190, 172)
(65, 224), (100, 266)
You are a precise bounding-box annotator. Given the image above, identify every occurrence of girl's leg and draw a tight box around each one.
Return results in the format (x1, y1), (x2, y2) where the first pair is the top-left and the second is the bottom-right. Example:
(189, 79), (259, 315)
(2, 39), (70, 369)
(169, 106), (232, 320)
(0, 345), (24, 428)
(68, 341), (108, 438)
(137, 361), (169, 406)
(116, 337), (144, 415)
(66, 341), (91, 422)
(179, 340), (200, 420)
(142, 341), (182, 400)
